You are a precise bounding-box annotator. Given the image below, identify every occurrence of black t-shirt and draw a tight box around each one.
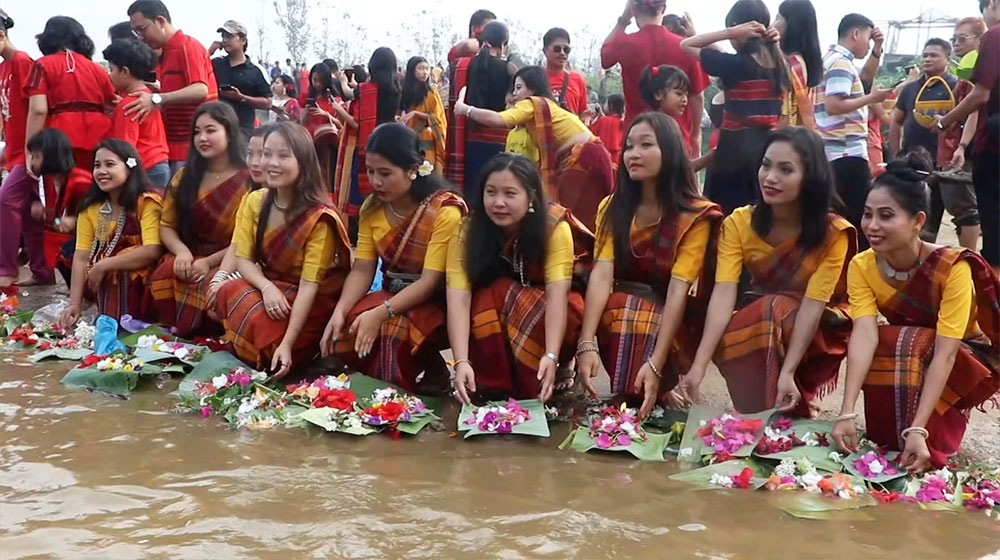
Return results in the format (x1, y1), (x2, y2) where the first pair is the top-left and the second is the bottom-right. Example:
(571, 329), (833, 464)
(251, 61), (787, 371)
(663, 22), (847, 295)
(896, 73), (958, 158)
(466, 55), (512, 112)
(211, 57), (272, 136)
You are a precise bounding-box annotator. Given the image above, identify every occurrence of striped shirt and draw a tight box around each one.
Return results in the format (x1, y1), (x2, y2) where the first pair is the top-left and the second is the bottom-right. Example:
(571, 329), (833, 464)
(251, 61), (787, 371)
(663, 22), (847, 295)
(815, 45), (868, 161)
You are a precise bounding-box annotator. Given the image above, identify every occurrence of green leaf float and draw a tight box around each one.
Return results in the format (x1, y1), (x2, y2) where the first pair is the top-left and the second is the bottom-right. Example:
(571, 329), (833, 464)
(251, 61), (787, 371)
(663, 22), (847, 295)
(458, 399), (550, 438)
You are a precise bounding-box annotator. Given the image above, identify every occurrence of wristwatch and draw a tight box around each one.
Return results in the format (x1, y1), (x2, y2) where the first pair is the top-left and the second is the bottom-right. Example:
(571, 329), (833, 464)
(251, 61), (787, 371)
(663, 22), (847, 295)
(151, 93), (163, 107)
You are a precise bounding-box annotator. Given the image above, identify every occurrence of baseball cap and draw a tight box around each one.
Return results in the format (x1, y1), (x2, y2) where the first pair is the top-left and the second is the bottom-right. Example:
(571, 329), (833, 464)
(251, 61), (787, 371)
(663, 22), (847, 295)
(218, 20), (248, 36)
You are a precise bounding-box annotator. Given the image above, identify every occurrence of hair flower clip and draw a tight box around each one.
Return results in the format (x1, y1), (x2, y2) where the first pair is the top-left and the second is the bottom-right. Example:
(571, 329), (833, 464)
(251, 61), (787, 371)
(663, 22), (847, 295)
(417, 160), (434, 177)
(125, 157), (138, 169)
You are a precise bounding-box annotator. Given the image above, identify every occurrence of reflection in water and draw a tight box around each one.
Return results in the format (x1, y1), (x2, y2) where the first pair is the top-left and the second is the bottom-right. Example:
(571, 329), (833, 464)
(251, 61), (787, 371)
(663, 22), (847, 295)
(1, 359), (998, 559)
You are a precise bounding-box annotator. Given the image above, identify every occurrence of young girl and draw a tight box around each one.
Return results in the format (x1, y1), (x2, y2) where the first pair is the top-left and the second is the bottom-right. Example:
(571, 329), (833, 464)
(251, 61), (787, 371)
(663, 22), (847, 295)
(679, 127), (857, 415)
(26, 16), (115, 173)
(400, 56), (448, 173)
(300, 63), (341, 192)
(638, 65), (714, 172)
(148, 102), (250, 336)
(448, 153), (593, 404)
(454, 65), (614, 229)
(103, 39), (170, 189)
(0, 129), (85, 287)
(58, 139), (163, 327)
(270, 74), (302, 122)
(214, 122), (351, 376)
(832, 152), (999, 472)
(680, 0), (788, 214)
(332, 47), (402, 218)
(774, 0), (823, 128)
(204, 124), (272, 312)
(321, 123), (467, 392)
(577, 113), (723, 417)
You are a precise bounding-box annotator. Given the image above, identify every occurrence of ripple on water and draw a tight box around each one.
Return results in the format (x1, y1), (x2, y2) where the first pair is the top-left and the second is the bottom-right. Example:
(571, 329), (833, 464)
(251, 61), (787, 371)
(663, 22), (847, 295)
(0, 461), (77, 492)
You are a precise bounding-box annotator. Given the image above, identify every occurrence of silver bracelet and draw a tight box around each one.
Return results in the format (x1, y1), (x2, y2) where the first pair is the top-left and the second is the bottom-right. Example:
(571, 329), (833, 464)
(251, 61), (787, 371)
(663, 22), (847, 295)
(541, 352), (559, 368)
(465, 105), (474, 118)
(901, 426), (929, 439)
(833, 412), (859, 422)
(383, 299), (396, 318)
(454, 358), (472, 369)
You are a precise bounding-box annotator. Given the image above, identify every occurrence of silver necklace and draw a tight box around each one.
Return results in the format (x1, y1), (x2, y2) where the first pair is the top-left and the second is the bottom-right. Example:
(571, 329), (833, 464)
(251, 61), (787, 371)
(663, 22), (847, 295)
(273, 196), (288, 212)
(387, 202), (407, 220)
(877, 244), (923, 282)
(502, 239), (528, 286)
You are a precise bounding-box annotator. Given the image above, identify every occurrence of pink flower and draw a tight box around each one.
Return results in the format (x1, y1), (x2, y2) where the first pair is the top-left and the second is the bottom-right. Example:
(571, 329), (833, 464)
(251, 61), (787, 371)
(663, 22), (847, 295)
(771, 417), (792, 431)
(595, 433), (613, 449)
(616, 434), (632, 447)
(199, 405), (213, 418)
(853, 450), (898, 478)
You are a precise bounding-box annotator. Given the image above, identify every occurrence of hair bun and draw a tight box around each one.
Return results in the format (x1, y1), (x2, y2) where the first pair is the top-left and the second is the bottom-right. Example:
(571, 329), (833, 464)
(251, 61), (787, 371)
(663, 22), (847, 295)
(884, 148), (933, 183)
(0, 10), (13, 31)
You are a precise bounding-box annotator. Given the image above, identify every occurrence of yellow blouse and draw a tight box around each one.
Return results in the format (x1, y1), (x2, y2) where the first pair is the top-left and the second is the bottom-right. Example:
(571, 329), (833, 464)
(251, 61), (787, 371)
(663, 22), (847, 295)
(593, 196), (711, 284)
(232, 189), (337, 283)
(447, 220), (574, 291)
(716, 206), (849, 303)
(499, 98), (591, 145)
(75, 197), (162, 251)
(847, 249), (978, 340)
(355, 202), (462, 272)
(505, 126), (540, 164)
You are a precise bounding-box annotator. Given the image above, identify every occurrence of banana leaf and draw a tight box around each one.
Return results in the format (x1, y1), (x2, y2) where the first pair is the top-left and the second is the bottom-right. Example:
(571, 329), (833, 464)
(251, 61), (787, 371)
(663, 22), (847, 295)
(118, 325), (171, 347)
(842, 449), (907, 484)
(458, 399), (550, 438)
(669, 459), (770, 490)
(2, 309), (33, 336)
(29, 347), (93, 362)
(175, 351), (248, 398)
(61, 362), (163, 394)
(348, 372), (444, 414)
(754, 418), (843, 473)
(558, 427), (671, 461)
(395, 413), (440, 435)
(772, 491), (878, 521)
(294, 407), (377, 436)
(133, 343), (207, 367)
(677, 405), (774, 463)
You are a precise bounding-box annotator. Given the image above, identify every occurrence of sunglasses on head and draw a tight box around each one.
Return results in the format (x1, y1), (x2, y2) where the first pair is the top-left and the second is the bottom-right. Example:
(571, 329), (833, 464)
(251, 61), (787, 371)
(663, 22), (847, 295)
(551, 45), (571, 54)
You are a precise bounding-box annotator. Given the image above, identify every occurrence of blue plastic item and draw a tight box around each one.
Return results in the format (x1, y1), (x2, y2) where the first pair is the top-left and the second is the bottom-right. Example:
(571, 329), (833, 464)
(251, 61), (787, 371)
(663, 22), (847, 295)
(94, 315), (127, 355)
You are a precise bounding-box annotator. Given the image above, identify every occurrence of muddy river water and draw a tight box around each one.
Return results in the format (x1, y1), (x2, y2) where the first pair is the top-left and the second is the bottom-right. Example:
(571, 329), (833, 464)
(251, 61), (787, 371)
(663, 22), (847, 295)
(1, 358), (999, 559)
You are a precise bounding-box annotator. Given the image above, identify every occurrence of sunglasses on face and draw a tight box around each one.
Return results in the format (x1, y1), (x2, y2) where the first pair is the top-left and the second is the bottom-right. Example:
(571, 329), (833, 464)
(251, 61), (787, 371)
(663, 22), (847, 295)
(951, 34), (974, 44)
(551, 45), (571, 54)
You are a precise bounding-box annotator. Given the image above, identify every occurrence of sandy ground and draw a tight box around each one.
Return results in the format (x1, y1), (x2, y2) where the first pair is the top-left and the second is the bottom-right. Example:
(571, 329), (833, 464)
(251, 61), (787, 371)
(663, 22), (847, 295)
(8, 213), (998, 462)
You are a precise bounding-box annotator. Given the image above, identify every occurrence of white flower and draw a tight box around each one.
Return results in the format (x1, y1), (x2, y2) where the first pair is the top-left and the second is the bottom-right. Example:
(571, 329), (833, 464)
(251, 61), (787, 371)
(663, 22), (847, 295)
(223, 397), (234, 407)
(126, 157), (138, 168)
(343, 414), (362, 430)
(801, 432), (820, 446)
(709, 473), (734, 488)
(699, 420), (707, 427)
(800, 472), (824, 491)
(720, 414), (734, 421)
(250, 370), (268, 382)
(650, 407), (665, 419)
(828, 451), (843, 462)
(237, 398), (258, 415)
(136, 334), (160, 348)
(795, 457), (816, 475)
(838, 490), (852, 500)
(679, 447), (693, 458)
(373, 387), (397, 402)
(417, 160), (434, 177)
(853, 485), (867, 495)
(211, 374), (229, 389)
(173, 347), (190, 360)
(868, 460), (884, 475)
(74, 321), (95, 346)
(774, 458), (797, 478)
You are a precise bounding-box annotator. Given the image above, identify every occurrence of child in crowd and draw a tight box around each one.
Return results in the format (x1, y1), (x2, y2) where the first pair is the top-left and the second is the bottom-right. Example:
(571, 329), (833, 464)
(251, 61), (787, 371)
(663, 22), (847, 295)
(589, 93), (625, 164)
(639, 65), (713, 171)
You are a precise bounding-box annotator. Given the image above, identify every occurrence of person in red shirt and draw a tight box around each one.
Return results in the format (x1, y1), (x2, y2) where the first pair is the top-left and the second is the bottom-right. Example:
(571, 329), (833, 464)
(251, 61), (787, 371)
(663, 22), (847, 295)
(103, 40), (170, 190)
(601, 0), (709, 157)
(0, 10), (32, 174)
(590, 92), (625, 164)
(25, 16), (114, 174)
(543, 28), (589, 117)
(124, 0), (218, 171)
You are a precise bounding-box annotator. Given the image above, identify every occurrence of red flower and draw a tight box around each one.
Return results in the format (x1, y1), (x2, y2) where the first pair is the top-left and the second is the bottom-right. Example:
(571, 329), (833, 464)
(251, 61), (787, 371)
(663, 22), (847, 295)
(314, 388), (356, 411)
(1, 285), (19, 296)
(733, 467), (754, 489)
(376, 401), (405, 422)
(710, 451), (737, 464)
(38, 341), (52, 350)
(81, 353), (106, 367)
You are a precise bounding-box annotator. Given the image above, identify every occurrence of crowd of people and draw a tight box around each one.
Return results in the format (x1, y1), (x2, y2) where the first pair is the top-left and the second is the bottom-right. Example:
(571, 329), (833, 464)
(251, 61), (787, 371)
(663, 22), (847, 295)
(0, 0), (997, 473)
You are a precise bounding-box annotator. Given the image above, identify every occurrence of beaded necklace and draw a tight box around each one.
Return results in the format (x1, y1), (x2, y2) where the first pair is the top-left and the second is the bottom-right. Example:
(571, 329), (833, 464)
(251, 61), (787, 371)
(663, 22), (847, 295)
(88, 200), (127, 268)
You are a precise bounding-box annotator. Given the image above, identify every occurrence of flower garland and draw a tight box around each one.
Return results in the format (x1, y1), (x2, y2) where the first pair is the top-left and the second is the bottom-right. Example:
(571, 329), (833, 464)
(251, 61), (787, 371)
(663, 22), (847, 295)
(698, 413), (764, 454)
(464, 398), (531, 433)
(589, 404), (646, 449)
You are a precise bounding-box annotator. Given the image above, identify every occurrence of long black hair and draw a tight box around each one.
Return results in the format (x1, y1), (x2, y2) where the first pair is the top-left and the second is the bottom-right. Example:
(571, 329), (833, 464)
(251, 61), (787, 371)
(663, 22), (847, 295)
(77, 139), (150, 214)
(752, 127), (840, 251)
(638, 65), (691, 109)
(174, 102), (246, 247)
(367, 47), (401, 125)
(363, 123), (453, 215)
(725, 0), (789, 95)
(513, 66), (553, 99)
(400, 56), (432, 112)
(605, 113), (702, 274)
(778, 0), (823, 87)
(25, 129), (75, 175)
(307, 62), (333, 100)
(467, 21), (510, 110)
(871, 149), (934, 217)
(36, 16), (95, 58)
(253, 123), (331, 263)
(464, 153), (548, 286)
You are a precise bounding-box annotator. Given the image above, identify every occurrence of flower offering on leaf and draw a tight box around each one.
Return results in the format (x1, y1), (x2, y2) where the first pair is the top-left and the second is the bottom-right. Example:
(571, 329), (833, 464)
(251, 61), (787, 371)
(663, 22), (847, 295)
(963, 478), (1000, 511)
(73, 321), (95, 347)
(361, 386), (427, 426)
(464, 398), (531, 433)
(95, 353), (144, 372)
(7, 325), (39, 346)
(698, 413), (763, 454)
(709, 467), (755, 489)
(853, 450), (899, 478)
(589, 404), (647, 449)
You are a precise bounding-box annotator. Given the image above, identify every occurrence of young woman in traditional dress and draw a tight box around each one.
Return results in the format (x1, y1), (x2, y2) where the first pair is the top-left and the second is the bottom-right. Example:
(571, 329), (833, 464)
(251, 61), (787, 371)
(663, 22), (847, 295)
(577, 113), (723, 417)
(832, 151), (1000, 471)
(214, 122), (351, 377)
(448, 153), (593, 404)
(446, 21), (516, 199)
(400, 56), (447, 174)
(58, 139), (163, 327)
(678, 127), (857, 416)
(453, 65), (614, 229)
(148, 102), (249, 336)
(332, 47), (402, 219)
(320, 123), (466, 392)
(300, 63), (340, 192)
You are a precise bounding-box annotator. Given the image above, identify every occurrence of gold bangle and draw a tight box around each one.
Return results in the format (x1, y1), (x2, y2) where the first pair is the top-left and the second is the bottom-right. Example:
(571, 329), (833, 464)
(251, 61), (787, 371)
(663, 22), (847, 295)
(646, 358), (661, 379)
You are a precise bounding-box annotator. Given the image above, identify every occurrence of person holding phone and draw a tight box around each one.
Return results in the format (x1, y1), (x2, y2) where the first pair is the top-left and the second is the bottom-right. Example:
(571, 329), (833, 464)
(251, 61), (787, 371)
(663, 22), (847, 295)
(209, 20), (271, 139)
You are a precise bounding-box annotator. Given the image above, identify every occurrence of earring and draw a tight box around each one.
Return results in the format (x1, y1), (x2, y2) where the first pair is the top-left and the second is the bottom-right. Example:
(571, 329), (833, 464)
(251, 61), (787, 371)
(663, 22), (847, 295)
(528, 203), (535, 213)
(409, 173), (417, 180)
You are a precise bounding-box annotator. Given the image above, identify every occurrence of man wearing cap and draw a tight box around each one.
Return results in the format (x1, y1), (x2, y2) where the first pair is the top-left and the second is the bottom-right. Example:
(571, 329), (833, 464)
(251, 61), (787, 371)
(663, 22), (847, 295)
(209, 20), (272, 138)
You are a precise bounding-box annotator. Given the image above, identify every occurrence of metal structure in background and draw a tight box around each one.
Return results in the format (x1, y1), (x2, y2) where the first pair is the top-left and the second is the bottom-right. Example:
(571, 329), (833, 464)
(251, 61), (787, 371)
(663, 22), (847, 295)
(886, 8), (959, 56)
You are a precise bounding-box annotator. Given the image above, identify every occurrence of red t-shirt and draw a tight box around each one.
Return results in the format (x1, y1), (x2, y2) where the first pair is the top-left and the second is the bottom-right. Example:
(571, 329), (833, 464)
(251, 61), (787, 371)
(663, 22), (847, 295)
(972, 25), (1000, 156)
(25, 51), (114, 153)
(548, 70), (589, 115)
(590, 115), (624, 163)
(0, 50), (34, 170)
(111, 87), (169, 170)
(43, 166), (91, 220)
(157, 29), (218, 161)
(601, 25), (709, 154)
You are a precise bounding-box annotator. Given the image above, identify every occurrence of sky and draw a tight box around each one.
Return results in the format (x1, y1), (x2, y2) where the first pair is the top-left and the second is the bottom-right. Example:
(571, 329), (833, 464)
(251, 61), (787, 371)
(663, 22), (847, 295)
(8, 0), (980, 68)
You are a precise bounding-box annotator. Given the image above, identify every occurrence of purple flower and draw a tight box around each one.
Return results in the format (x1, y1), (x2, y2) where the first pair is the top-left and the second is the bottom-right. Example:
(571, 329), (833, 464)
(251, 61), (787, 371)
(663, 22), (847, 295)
(595, 433), (613, 449)
(497, 420), (513, 433)
(616, 434), (632, 447)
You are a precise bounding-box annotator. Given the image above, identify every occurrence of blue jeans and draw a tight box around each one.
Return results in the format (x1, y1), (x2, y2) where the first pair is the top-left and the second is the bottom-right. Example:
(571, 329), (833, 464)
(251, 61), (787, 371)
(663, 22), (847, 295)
(147, 161), (171, 190)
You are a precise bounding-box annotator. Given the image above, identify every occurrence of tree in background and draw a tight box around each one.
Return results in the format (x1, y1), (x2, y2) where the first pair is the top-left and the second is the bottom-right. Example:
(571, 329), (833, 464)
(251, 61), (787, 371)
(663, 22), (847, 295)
(274, 0), (311, 65)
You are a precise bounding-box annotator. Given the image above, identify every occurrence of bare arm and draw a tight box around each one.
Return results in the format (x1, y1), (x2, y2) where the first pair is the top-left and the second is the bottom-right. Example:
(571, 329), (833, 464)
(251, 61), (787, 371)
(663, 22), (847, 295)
(447, 286), (476, 403)
(539, 279), (572, 402)
(161, 82), (210, 106)
(824, 88), (890, 117)
(330, 258), (377, 321)
(235, 255), (272, 291)
(688, 91), (704, 157)
(279, 279), (319, 350)
(578, 260), (613, 345)
(329, 102), (357, 129)
(940, 83), (991, 128)
(910, 336), (961, 431)
(679, 281), (738, 403)
(680, 29), (736, 61)
(217, 244), (238, 274)
(838, 316), (879, 417)
(889, 107), (906, 157)
(26, 95), (48, 153)
(776, 297), (827, 380)
(159, 225), (193, 260)
(97, 244), (163, 272)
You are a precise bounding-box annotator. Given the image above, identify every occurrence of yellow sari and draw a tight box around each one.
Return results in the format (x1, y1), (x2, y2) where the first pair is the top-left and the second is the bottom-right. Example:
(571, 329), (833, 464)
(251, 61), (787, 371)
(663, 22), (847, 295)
(408, 88), (448, 173)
